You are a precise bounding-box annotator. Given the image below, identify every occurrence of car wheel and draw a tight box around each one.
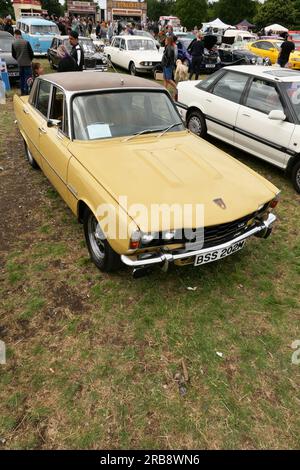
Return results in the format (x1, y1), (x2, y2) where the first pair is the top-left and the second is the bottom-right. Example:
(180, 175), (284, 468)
(129, 62), (136, 76)
(24, 140), (39, 169)
(83, 208), (121, 272)
(291, 160), (300, 193)
(187, 110), (207, 138)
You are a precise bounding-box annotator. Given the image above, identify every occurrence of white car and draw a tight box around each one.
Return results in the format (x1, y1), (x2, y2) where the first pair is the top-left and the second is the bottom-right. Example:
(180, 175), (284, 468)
(177, 66), (300, 192)
(105, 35), (163, 76)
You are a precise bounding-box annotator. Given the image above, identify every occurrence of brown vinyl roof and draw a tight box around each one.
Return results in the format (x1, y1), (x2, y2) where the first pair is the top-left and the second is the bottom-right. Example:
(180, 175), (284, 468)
(41, 72), (164, 92)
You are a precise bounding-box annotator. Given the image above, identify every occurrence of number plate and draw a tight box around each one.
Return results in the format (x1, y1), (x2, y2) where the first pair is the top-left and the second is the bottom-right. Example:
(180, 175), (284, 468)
(194, 240), (246, 267)
(205, 64), (215, 68)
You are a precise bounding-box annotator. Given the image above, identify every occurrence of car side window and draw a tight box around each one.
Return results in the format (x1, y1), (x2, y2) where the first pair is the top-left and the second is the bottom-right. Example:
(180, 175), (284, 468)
(120, 39), (126, 50)
(211, 71), (249, 104)
(245, 79), (284, 114)
(114, 38), (120, 48)
(49, 86), (66, 133)
(35, 80), (51, 118)
(52, 38), (57, 49)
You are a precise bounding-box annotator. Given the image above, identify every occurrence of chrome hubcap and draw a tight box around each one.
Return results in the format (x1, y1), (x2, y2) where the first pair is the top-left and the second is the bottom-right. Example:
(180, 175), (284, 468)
(88, 215), (105, 261)
(189, 116), (202, 135)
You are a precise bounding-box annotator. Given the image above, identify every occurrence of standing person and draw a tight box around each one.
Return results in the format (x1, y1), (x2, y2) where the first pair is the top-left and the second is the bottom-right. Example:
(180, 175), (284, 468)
(188, 33), (204, 80)
(107, 21), (114, 42)
(57, 45), (77, 72)
(162, 36), (178, 100)
(69, 30), (84, 71)
(87, 19), (93, 37)
(278, 35), (295, 68)
(96, 21), (101, 39)
(4, 18), (13, 36)
(12, 29), (34, 95)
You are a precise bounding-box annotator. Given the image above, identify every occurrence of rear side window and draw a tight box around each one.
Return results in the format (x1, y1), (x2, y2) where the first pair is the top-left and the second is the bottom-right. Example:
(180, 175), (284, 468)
(35, 80), (51, 117)
(212, 71), (249, 104)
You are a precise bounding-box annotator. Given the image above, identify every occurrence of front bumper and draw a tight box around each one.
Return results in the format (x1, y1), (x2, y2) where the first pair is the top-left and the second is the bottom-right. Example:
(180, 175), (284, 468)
(121, 213), (276, 269)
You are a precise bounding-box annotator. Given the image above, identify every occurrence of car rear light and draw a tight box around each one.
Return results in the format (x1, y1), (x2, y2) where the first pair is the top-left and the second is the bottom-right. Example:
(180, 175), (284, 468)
(129, 230), (141, 250)
(269, 194), (280, 209)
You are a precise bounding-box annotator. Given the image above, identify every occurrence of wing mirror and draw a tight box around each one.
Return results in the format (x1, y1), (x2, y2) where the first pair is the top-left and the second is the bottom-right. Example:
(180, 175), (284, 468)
(268, 110), (286, 121)
(47, 119), (61, 128)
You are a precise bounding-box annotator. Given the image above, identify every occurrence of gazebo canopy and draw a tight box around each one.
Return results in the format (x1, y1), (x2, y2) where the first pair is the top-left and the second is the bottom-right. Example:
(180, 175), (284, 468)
(265, 24), (288, 33)
(202, 18), (232, 30)
(236, 19), (255, 29)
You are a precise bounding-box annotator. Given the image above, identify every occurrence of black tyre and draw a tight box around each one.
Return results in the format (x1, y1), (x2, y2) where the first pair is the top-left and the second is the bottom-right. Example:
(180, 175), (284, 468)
(291, 160), (300, 193)
(24, 140), (39, 169)
(83, 209), (121, 272)
(129, 62), (136, 76)
(187, 110), (207, 138)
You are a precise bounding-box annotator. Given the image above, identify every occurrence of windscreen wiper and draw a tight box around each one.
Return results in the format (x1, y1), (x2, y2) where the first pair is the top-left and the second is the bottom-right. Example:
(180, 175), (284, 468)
(123, 127), (167, 142)
(156, 122), (183, 138)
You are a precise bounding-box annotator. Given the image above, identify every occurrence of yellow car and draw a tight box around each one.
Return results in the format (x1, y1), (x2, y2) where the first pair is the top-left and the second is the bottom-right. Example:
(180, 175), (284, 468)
(248, 39), (300, 68)
(14, 73), (279, 276)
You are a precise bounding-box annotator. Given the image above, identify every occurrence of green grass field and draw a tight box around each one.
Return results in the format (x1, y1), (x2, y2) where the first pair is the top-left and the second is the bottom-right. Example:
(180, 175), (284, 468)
(0, 60), (300, 449)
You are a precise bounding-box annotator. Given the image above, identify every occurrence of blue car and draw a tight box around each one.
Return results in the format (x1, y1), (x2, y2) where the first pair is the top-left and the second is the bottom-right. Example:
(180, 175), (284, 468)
(16, 17), (59, 56)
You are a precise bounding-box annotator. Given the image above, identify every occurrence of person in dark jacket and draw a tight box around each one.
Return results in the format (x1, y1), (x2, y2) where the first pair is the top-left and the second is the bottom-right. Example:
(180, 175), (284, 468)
(278, 36), (295, 68)
(12, 29), (34, 95)
(57, 45), (78, 72)
(69, 30), (84, 71)
(162, 36), (178, 100)
(188, 33), (204, 80)
(4, 19), (13, 36)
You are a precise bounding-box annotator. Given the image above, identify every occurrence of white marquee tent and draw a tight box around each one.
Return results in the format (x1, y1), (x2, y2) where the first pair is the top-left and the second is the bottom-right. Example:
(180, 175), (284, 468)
(202, 18), (232, 31)
(265, 24), (288, 33)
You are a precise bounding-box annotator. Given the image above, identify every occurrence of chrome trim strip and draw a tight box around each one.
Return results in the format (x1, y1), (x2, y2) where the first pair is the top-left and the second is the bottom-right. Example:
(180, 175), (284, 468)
(121, 213), (276, 268)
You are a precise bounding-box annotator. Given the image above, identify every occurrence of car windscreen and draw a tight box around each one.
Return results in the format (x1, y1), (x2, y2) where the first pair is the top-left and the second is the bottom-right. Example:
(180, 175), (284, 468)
(127, 39), (156, 51)
(283, 82), (300, 120)
(0, 38), (13, 52)
(30, 25), (59, 35)
(72, 91), (184, 140)
(63, 39), (96, 53)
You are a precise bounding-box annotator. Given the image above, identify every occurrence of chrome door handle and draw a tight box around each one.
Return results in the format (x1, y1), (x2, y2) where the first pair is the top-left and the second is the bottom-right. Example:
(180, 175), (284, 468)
(38, 127), (47, 134)
(242, 113), (251, 117)
(23, 108), (29, 114)
(205, 99), (212, 103)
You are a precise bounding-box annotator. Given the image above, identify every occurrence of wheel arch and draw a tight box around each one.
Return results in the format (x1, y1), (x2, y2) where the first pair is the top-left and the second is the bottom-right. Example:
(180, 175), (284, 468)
(285, 154), (300, 176)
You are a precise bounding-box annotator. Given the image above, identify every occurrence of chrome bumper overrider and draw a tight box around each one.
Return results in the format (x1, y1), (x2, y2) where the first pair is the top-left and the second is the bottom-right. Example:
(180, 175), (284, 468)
(121, 213), (277, 268)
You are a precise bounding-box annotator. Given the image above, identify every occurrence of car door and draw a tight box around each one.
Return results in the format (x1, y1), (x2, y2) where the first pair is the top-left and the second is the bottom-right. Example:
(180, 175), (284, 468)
(38, 85), (73, 203)
(109, 37), (121, 66)
(119, 38), (128, 68)
(235, 77), (295, 168)
(203, 70), (250, 144)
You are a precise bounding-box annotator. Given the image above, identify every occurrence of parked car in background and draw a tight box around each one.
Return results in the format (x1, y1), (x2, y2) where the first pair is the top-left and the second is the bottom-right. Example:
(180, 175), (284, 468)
(133, 30), (160, 50)
(218, 46), (260, 66)
(48, 36), (108, 71)
(289, 31), (300, 50)
(248, 39), (300, 69)
(16, 17), (59, 56)
(14, 72), (278, 276)
(105, 35), (163, 76)
(177, 65), (300, 192)
(0, 31), (19, 80)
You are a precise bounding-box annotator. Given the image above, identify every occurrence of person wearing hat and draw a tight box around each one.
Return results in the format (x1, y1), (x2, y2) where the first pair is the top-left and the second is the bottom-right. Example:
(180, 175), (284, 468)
(69, 30), (84, 71)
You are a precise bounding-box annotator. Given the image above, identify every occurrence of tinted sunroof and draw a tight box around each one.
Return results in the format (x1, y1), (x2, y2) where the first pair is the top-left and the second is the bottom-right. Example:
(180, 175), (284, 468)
(263, 69), (300, 77)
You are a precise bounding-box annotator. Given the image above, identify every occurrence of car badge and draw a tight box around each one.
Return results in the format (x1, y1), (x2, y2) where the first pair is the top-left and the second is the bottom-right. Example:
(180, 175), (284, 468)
(213, 198), (226, 210)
